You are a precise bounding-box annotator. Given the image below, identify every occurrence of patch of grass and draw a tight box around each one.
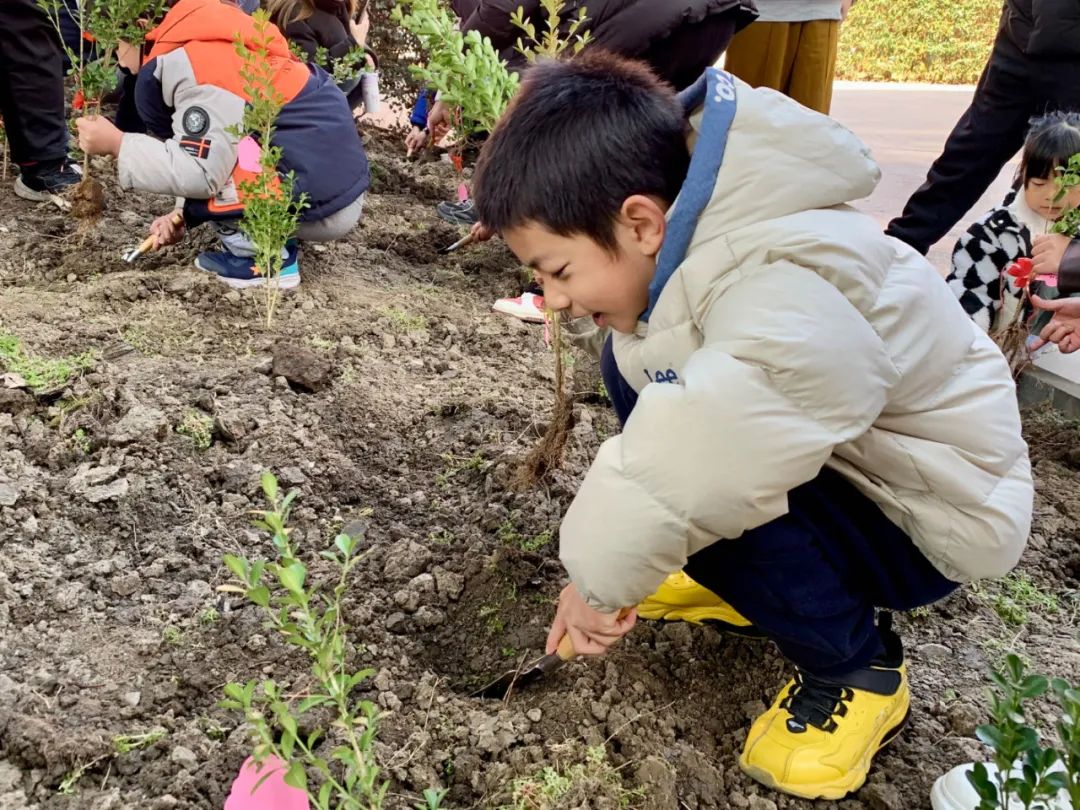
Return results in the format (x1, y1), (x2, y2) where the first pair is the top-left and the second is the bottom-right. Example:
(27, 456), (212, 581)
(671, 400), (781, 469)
(479, 604), (505, 636)
(427, 529), (454, 546)
(162, 626), (184, 645)
(113, 729), (167, 754)
(908, 605), (932, 619)
(199, 607), (220, 625)
(176, 410), (213, 451)
(502, 745), (643, 810)
(436, 451), (488, 488)
(497, 518), (553, 553)
(71, 428), (92, 455)
(58, 728), (167, 795)
(836, 0), (1000, 85)
(379, 306), (428, 333)
(0, 333), (94, 393)
(990, 572), (1058, 626)
(308, 335), (337, 351)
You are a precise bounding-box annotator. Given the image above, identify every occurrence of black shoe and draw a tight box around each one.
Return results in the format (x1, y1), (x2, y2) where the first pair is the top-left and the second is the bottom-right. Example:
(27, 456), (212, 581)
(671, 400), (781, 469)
(436, 199), (479, 226)
(15, 158), (83, 202)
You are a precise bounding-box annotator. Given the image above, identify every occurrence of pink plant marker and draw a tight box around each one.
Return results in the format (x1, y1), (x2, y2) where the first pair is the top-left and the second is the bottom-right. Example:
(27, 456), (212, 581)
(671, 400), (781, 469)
(1035, 274), (1059, 285)
(224, 756), (309, 810)
(457, 182), (469, 203)
(237, 136), (263, 174)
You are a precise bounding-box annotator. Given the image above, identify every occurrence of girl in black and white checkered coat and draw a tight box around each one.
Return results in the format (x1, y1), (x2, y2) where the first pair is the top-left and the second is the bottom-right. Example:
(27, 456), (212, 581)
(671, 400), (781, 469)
(947, 112), (1080, 332)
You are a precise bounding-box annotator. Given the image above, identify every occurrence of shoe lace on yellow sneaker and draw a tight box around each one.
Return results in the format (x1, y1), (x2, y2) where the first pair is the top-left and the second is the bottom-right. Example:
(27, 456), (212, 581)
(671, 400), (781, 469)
(780, 672), (855, 734)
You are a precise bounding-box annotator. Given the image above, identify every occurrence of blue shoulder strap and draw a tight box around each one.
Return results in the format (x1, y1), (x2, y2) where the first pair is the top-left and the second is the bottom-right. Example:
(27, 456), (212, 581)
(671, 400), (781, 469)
(643, 68), (738, 322)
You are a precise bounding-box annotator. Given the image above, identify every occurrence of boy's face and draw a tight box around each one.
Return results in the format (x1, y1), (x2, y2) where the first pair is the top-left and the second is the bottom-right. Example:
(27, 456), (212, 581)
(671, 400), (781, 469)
(1025, 175), (1080, 221)
(501, 196), (668, 334)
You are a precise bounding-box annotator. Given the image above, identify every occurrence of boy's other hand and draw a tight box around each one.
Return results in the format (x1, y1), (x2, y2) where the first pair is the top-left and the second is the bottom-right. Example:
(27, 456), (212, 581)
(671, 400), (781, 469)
(150, 210), (185, 248)
(76, 115), (123, 158)
(1031, 294), (1080, 353)
(405, 126), (427, 156)
(1033, 233), (1071, 278)
(545, 583), (636, 657)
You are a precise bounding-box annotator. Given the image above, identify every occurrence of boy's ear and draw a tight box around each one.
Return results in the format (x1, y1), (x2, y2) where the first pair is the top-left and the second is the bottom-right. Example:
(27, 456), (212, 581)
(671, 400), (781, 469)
(619, 194), (667, 258)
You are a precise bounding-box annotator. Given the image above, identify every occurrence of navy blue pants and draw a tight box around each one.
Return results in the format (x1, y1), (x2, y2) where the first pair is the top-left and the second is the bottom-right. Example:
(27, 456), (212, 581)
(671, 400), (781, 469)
(601, 338), (957, 677)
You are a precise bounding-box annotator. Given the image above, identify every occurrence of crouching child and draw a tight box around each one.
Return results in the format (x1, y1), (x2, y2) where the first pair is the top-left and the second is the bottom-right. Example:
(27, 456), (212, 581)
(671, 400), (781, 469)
(472, 54), (1034, 800)
(75, 0), (369, 289)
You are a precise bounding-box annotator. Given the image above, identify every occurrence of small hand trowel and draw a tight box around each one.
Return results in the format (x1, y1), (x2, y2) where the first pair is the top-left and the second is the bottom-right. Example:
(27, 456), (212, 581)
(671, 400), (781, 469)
(472, 608), (632, 700)
(123, 212), (183, 262)
(472, 634), (578, 700)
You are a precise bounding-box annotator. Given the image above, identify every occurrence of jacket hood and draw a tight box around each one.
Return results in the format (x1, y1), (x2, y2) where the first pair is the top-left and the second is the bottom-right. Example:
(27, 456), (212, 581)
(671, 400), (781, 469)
(647, 69), (879, 316)
(147, 0), (294, 60)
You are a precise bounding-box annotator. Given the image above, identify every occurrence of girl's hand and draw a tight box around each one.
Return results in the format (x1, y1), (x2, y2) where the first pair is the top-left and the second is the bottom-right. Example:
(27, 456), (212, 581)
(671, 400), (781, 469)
(1032, 233), (1071, 278)
(1031, 294), (1080, 353)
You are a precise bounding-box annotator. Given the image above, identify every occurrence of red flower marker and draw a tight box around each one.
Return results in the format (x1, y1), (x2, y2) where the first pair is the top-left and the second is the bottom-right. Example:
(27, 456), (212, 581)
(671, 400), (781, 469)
(1006, 257), (1034, 288)
(72, 90), (85, 111)
(451, 153), (464, 173)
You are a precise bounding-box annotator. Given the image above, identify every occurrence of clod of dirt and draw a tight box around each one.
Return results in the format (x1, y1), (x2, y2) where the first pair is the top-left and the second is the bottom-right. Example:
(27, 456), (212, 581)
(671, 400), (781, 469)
(0, 387), (34, 414)
(271, 344), (333, 392)
(69, 177), (105, 224)
(109, 404), (168, 445)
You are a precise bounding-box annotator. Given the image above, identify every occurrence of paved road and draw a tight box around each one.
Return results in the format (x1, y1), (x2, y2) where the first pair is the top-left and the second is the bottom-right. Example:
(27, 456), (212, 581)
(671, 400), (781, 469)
(831, 82), (1016, 275)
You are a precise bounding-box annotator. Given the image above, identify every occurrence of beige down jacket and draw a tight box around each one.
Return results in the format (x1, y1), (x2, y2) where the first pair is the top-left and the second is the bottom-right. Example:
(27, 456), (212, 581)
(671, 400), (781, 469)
(560, 72), (1034, 613)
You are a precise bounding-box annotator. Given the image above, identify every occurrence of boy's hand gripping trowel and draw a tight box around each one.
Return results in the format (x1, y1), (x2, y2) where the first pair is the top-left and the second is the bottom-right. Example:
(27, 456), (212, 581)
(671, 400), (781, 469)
(472, 608), (633, 700)
(123, 212), (184, 262)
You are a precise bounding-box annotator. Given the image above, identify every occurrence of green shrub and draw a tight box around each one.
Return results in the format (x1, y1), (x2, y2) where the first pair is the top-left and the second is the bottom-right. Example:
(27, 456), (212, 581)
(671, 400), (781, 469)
(836, 0), (1000, 85)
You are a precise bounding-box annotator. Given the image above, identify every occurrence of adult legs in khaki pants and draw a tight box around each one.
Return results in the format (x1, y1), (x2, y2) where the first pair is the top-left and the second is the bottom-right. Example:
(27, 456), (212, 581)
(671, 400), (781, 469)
(723, 20), (840, 114)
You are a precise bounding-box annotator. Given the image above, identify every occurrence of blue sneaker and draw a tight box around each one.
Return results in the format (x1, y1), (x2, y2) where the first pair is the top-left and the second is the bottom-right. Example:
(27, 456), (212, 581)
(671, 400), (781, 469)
(194, 244), (300, 290)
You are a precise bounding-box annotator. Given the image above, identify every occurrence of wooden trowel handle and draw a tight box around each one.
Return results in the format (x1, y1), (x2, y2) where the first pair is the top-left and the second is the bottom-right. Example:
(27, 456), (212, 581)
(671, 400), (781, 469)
(137, 211), (184, 255)
(555, 607), (634, 661)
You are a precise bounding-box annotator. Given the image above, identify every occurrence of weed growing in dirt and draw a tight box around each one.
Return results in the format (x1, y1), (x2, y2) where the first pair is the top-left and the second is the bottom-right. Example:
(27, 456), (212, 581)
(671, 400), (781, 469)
(0, 333), (94, 393)
(229, 11), (309, 328)
(479, 604), (505, 636)
(220, 472), (392, 808)
(435, 451), (487, 487)
(967, 653), (1080, 808)
(162, 626), (184, 645)
(379, 306), (428, 333)
(176, 409), (214, 449)
(176, 410), (214, 450)
(496, 517), (552, 553)
(415, 788), (448, 810)
(989, 573), (1058, 627)
(502, 744), (642, 810)
(58, 728), (167, 794)
(71, 428), (92, 455)
(199, 606), (220, 625)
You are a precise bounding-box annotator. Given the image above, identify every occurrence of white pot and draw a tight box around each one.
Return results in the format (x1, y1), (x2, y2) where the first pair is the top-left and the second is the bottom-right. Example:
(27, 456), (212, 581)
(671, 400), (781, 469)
(931, 761), (1074, 810)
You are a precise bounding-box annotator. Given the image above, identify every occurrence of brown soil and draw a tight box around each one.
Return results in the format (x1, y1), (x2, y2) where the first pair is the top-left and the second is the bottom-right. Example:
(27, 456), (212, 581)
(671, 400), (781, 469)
(68, 177), (105, 226)
(1, 130), (1078, 810)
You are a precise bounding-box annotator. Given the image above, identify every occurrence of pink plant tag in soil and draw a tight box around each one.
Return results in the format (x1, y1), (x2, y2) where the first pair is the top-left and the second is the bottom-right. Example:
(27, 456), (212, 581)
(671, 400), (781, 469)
(457, 182), (469, 203)
(223, 756), (309, 810)
(237, 136), (263, 173)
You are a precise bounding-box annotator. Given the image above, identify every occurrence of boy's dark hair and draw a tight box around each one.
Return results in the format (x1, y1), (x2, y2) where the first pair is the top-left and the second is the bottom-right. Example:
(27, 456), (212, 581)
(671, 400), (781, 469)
(1021, 110), (1080, 185)
(472, 51), (690, 252)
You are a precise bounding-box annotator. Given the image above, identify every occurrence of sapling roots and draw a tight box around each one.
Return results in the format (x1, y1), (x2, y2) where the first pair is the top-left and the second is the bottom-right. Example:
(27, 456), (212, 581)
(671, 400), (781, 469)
(992, 285), (1031, 380)
(516, 311), (574, 488)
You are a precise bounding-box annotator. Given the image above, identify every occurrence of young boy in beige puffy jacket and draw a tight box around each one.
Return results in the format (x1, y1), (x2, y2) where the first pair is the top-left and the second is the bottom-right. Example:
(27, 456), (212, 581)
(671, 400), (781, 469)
(473, 53), (1034, 801)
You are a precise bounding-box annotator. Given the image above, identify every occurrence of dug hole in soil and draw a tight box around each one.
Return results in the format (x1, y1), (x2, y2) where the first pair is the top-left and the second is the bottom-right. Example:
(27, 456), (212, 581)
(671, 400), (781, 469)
(1, 129), (1078, 810)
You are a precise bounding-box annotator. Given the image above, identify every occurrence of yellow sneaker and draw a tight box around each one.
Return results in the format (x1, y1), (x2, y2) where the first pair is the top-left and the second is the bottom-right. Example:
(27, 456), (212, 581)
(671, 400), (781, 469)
(636, 571), (760, 636)
(739, 621), (909, 800)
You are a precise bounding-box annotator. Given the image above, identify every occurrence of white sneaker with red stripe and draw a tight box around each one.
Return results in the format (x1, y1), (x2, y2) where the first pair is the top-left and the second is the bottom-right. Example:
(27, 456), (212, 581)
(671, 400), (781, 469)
(492, 292), (546, 324)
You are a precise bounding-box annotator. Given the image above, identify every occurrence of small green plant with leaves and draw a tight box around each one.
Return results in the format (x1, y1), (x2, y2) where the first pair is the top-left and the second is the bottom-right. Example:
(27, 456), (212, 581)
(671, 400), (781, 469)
(967, 653), (1080, 809)
(1050, 153), (1080, 239)
(219, 471), (389, 809)
(392, 0), (519, 142)
(176, 409), (214, 450)
(229, 11), (310, 327)
(511, 0), (592, 62)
